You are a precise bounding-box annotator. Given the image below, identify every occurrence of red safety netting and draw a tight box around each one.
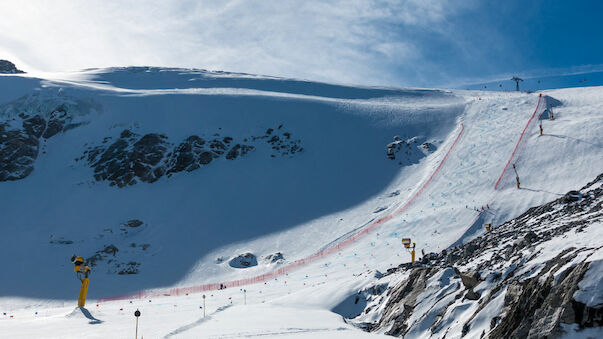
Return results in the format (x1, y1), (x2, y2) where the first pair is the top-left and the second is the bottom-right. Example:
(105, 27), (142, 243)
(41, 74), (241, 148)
(494, 94), (545, 190)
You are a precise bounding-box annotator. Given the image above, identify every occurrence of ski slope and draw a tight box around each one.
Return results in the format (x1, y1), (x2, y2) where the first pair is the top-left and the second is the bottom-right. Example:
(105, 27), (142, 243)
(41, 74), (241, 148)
(0, 68), (601, 338)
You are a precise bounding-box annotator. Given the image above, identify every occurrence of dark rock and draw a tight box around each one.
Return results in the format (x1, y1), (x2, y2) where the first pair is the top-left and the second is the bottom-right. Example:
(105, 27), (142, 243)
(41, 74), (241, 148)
(264, 252), (285, 263)
(226, 144), (241, 160)
(102, 245), (119, 256)
(168, 136), (207, 173)
(490, 316), (501, 329)
(462, 323), (470, 337)
(89, 131), (169, 187)
(0, 60), (24, 73)
(120, 129), (135, 139)
(42, 105), (69, 138)
(456, 269), (480, 289)
(124, 219), (143, 228)
(229, 253), (258, 268)
(0, 124), (39, 181)
(117, 262), (140, 275)
(209, 139), (226, 154)
(22, 115), (46, 138)
(378, 268), (435, 336)
(420, 142), (436, 153)
(524, 231), (539, 243)
(198, 151), (214, 165)
(464, 242), (480, 257)
(563, 190), (581, 203)
(465, 288), (481, 300)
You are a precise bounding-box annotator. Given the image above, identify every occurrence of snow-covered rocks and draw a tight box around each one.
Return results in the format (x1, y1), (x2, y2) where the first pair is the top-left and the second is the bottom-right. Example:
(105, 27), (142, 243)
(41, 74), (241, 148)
(0, 107), (87, 181)
(0, 123), (38, 180)
(0, 92), (96, 181)
(264, 252), (285, 264)
(83, 125), (302, 187)
(228, 253), (258, 268)
(350, 172), (603, 338)
(85, 130), (171, 187)
(386, 135), (437, 164)
(0, 59), (23, 74)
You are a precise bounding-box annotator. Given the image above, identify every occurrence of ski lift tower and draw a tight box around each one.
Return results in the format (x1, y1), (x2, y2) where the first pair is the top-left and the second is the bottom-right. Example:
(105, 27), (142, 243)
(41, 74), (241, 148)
(511, 76), (523, 91)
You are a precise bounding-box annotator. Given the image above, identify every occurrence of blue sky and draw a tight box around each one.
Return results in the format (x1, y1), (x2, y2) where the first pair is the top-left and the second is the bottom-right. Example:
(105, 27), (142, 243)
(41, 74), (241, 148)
(0, 1), (601, 88)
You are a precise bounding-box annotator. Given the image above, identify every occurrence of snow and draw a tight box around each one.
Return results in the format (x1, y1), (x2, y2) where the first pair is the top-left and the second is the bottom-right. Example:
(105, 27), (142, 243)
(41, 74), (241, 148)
(573, 259), (603, 308)
(559, 323), (603, 339)
(1, 68), (602, 337)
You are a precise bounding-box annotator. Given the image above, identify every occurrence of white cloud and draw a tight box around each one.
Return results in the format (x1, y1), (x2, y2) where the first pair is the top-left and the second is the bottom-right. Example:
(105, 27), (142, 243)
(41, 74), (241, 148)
(0, 0), (467, 85)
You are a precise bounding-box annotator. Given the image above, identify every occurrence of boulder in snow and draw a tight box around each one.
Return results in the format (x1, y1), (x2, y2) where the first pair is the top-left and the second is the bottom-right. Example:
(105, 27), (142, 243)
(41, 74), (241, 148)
(229, 253), (258, 268)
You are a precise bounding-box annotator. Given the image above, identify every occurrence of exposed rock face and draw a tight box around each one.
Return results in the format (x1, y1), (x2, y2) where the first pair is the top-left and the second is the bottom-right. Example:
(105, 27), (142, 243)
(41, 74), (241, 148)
(86, 130), (170, 187)
(0, 94), (93, 181)
(117, 262), (141, 275)
(84, 125), (302, 187)
(264, 252), (285, 264)
(167, 136), (213, 173)
(79, 221), (151, 275)
(124, 219), (144, 228)
(0, 90), (100, 182)
(251, 125), (303, 157)
(386, 135), (437, 164)
(346, 173), (603, 338)
(0, 59), (24, 73)
(379, 267), (435, 336)
(229, 253), (258, 268)
(0, 123), (39, 181)
(86, 129), (258, 187)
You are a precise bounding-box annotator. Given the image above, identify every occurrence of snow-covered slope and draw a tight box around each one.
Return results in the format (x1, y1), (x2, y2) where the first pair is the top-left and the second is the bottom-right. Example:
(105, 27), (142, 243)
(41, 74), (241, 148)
(351, 173), (602, 338)
(462, 70), (603, 92)
(0, 67), (601, 337)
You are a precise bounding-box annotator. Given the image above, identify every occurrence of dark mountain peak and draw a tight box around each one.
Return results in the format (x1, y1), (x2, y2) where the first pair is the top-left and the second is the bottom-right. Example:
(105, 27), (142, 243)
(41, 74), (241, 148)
(0, 59), (25, 74)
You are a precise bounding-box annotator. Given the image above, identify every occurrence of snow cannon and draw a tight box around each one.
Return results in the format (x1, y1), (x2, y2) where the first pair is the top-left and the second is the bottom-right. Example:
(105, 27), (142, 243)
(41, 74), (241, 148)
(401, 238), (416, 263)
(71, 255), (84, 272)
(70, 255), (91, 307)
(484, 223), (492, 232)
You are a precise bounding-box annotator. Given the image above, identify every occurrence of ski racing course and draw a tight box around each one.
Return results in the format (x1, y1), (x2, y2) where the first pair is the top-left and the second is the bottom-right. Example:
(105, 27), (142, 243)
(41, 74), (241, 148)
(95, 92), (548, 303)
(98, 124), (465, 302)
(1, 70), (602, 338)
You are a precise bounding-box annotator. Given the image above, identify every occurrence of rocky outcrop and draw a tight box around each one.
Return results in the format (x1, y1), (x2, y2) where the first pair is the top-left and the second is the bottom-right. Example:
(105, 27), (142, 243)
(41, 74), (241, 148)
(0, 95), (93, 181)
(0, 59), (24, 74)
(86, 130), (170, 187)
(491, 260), (597, 338)
(379, 267), (435, 336)
(84, 125), (303, 187)
(347, 173), (603, 338)
(85, 129), (257, 187)
(229, 253), (258, 268)
(123, 219), (144, 228)
(264, 252), (285, 264)
(251, 125), (303, 157)
(0, 123), (39, 181)
(386, 135), (437, 164)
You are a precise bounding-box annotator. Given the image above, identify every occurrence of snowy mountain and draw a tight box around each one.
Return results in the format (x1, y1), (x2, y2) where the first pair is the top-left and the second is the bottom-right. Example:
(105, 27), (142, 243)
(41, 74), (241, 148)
(0, 65), (601, 338)
(0, 59), (24, 74)
(349, 173), (602, 338)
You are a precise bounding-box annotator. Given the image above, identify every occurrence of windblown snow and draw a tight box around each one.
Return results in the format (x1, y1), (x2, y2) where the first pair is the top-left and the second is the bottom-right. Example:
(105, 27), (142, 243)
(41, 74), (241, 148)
(0, 68), (601, 338)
